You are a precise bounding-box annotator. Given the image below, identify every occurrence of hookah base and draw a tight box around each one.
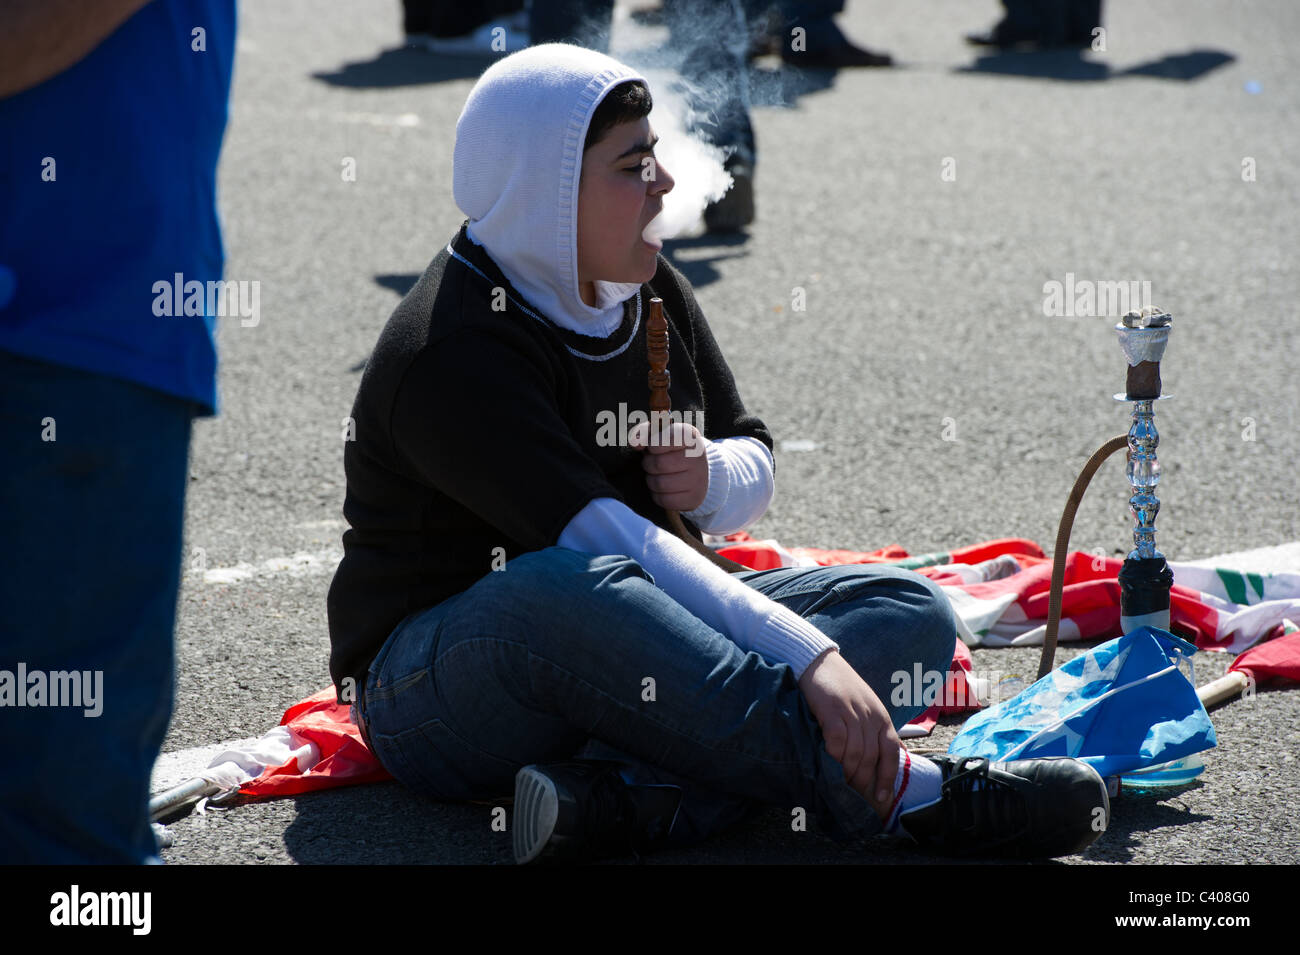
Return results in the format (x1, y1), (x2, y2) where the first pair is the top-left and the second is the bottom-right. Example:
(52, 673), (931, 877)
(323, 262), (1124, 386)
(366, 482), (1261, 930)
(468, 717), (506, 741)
(1119, 754), (1206, 791)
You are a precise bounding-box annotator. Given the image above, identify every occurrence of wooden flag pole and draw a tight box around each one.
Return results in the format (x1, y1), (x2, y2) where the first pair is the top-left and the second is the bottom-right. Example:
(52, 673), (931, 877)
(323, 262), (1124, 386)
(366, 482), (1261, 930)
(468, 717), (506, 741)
(1196, 671), (1251, 709)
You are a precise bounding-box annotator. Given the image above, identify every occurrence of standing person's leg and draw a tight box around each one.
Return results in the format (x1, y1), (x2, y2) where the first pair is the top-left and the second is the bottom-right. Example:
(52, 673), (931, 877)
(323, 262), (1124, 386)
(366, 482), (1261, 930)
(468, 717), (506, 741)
(357, 546), (955, 846)
(0, 351), (196, 863)
(662, 0), (757, 230)
(993, 0), (1098, 48)
(761, 0), (893, 67)
(966, 0), (1044, 47)
(403, 0), (436, 36)
(663, 0), (754, 159)
(1066, 0), (1102, 46)
(529, 0), (616, 51)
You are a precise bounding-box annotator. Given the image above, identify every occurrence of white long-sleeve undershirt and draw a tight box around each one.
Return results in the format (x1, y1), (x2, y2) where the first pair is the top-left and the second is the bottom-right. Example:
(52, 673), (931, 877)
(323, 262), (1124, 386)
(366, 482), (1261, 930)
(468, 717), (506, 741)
(557, 438), (838, 678)
(679, 436), (777, 536)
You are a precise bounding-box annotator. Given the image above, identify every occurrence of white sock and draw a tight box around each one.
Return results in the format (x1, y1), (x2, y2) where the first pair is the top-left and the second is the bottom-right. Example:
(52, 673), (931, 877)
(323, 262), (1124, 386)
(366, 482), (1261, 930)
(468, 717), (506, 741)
(882, 750), (943, 834)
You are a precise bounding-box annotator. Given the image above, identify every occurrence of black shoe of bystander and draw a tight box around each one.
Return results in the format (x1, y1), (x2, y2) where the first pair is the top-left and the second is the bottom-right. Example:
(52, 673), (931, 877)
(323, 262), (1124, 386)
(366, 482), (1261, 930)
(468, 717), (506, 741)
(703, 155), (755, 234)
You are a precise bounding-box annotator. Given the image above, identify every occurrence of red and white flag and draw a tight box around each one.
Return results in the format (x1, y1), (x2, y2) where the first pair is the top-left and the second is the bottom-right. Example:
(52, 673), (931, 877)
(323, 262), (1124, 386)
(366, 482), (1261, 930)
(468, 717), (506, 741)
(172, 534), (1300, 803)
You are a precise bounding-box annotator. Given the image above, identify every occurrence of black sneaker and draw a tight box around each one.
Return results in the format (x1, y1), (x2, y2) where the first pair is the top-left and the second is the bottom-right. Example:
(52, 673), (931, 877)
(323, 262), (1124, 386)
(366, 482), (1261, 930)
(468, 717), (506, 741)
(512, 759), (683, 865)
(703, 157), (755, 233)
(898, 755), (1110, 858)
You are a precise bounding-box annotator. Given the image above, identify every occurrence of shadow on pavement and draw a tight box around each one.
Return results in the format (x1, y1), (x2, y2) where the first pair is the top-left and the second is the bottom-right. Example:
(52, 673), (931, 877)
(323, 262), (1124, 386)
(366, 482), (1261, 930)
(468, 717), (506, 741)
(1122, 49), (1237, 81)
(313, 45), (496, 89)
(748, 60), (836, 107)
(375, 273), (420, 297)
(1084, 785), (1214, 862)
(283, 783), (505, 864)
(277, 785), (1094, 864)
(957, 47), (1235, 82)
(662, 233), (748, 290)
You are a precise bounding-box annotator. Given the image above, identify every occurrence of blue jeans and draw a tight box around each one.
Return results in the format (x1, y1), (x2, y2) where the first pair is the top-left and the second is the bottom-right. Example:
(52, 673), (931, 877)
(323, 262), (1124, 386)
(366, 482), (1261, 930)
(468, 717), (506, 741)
(0, 350), (196, 863)
(356, 546), (956, 848)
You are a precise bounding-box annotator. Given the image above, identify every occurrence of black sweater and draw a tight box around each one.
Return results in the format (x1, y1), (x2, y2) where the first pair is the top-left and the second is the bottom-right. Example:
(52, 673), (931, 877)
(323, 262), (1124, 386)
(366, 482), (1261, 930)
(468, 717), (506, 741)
(327, 223), (775, 698)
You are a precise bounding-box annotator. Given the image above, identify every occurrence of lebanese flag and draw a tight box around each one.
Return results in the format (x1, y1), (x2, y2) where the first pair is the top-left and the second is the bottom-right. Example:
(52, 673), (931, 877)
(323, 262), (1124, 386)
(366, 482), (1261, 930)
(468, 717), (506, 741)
(203, 535), (1300, 802)
(209, 688), (391, 799)
(711, 532), (1300, 656)
(899, 637), (986, 739)
(227, 540), (1018, 794)
(1227, 623), (1300, 688)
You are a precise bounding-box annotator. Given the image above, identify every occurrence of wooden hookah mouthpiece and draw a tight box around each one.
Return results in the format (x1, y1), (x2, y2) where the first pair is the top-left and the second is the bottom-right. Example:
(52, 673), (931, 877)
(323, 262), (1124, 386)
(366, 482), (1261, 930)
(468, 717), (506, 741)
(645, 297), (750, 574)
(647, 297), (671, 421)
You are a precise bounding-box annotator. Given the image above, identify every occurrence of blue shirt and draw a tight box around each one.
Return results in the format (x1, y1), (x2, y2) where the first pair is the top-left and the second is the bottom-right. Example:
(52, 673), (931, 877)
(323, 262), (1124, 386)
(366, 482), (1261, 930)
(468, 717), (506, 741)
(0, 0), (236, 415)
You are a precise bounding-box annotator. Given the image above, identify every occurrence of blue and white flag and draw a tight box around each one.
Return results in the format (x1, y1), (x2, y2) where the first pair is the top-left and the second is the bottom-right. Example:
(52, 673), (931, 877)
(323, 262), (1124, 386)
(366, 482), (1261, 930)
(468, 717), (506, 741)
(947, 627), (1216, 778)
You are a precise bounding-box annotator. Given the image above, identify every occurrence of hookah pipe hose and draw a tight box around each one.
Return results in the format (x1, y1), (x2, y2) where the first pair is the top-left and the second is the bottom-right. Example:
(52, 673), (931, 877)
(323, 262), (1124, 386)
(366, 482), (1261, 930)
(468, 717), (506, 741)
(1035, 434), (1129, 681)
(646, 297), (752, 575)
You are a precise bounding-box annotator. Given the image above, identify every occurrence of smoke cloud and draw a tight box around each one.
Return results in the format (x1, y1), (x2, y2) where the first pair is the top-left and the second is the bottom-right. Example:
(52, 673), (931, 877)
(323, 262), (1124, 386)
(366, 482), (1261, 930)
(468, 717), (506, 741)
(555, 1), (755, 239)
(637, 67), (734, 241)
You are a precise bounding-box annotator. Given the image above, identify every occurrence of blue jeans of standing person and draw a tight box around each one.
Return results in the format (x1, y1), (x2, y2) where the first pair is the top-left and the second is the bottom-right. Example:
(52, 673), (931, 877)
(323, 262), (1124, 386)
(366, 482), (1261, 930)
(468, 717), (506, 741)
(355, 546), (957, 848)
(0, 350), (197, 863)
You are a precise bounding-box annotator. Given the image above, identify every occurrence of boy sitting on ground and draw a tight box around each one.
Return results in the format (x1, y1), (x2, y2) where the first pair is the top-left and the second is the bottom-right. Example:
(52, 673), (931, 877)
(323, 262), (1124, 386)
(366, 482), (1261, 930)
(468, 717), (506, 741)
(327, 43), (1111, 863)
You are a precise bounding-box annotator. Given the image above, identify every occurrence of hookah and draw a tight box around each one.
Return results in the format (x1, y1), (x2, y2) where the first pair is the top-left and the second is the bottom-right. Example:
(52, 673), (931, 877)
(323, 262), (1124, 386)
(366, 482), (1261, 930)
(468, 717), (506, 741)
(1115, 308), (1176, 637)
(1035, 305), (1203, 787)
(649, 293), (1206, 785)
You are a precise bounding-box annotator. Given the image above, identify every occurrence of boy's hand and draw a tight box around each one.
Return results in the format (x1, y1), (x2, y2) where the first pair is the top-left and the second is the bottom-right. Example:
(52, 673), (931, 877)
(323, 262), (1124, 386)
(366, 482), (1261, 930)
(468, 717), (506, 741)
(797, 649), (900, 819)
(627, 420), (710, 513)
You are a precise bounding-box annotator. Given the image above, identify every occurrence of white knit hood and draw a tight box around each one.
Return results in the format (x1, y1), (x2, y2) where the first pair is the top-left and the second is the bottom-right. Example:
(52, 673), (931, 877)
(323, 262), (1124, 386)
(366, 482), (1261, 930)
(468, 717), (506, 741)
(453, 44), (648, 337)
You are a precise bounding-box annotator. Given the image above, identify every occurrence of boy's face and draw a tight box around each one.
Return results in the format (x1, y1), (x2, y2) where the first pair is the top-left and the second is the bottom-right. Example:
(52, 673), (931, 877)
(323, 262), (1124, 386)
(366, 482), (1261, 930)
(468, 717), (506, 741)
(576, 117), (675, 302)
